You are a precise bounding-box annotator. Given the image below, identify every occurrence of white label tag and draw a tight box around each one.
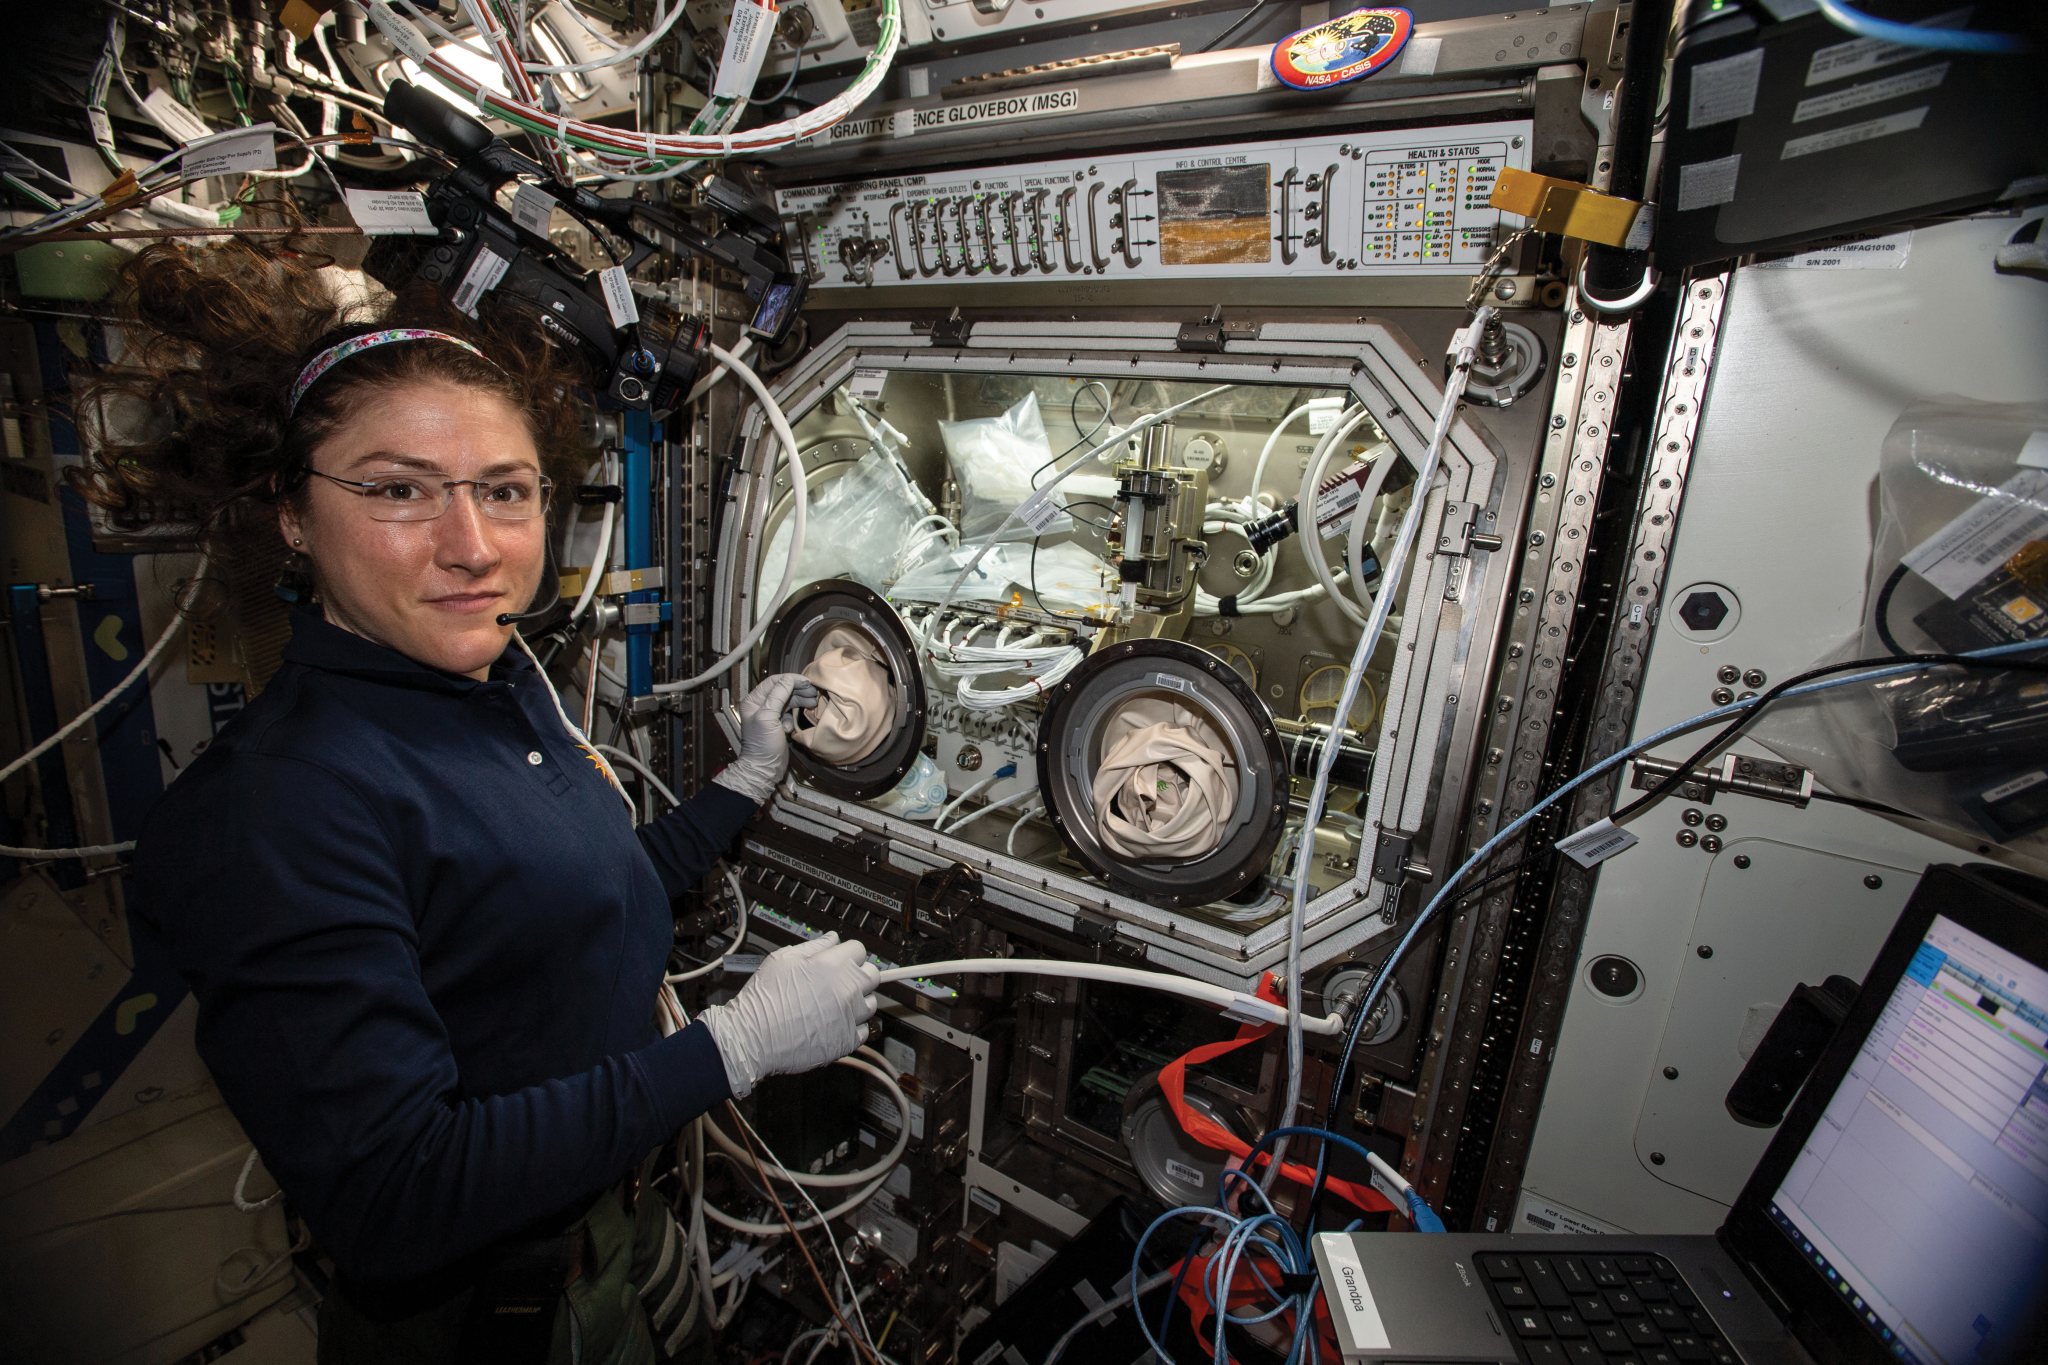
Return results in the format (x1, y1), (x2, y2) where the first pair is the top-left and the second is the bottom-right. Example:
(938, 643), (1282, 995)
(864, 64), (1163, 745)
(721, 953), (764, 974)
(1308, 406), (1339, 435)
(1806, 7), (1969, 86)
(1687, 49), (1764, 129)
(1781, 106), (1928, 161)
(1623, 204), (1655, 251)
(882, 1036), (917, 1076)
(853, 1197), (921, 1266)
(1368, 1166), (1406, 1206)
(888, 109), (917, 139)
(1017, 488), (1061, 533)
(599, 265), (640, 328)
(1150, 671), (1193, 694)
(1316, 1234), (1391, 1351)
(510, 182), (556, 237)
(1750, 229), (1913, 270)
(712, 0), (778, 100)
(1314, 462), (1372, 540)
(848, 367), (888, 402)
(1793, 62), (1947, 124)
(1901, 471), (2048, 598)
(1677, 154), (1742, 212)
(86, 107), (114, 150)
(1555, 816), (1640, 869)
(2017, 432), (2048, 471)
(1984, 770), (2048, 803)
(452, 246), (511, 316)
(969, 1186), (1003, 1216)
(1163, 1157), (1208, 1190)
(181, 124), (278, 180)
(344, 189), (437, 235)
(142, 88), (213, 144)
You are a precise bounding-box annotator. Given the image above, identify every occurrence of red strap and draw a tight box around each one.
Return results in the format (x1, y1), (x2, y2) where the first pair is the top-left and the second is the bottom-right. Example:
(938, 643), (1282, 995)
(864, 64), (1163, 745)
(1157, 972), (1396, 1215)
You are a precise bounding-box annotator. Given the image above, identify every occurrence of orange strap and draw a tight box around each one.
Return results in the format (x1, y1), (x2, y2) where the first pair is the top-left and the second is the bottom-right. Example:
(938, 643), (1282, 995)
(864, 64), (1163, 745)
(1157, 972), (1395, 1215)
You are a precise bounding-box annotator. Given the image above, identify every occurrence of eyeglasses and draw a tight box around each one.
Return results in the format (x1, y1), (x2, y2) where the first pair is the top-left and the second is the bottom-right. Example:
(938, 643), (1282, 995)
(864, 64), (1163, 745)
(307, 468), (554, 522)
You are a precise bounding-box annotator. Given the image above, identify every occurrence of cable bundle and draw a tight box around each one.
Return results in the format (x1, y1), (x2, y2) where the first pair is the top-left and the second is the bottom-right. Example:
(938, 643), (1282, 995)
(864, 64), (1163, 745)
(905, 611), (1083, 711)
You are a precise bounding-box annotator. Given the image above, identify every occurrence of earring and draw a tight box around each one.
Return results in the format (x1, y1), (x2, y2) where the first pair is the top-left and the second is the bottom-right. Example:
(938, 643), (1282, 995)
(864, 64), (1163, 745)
(293, 538), (303, 547)
(273, 549), (316, 605)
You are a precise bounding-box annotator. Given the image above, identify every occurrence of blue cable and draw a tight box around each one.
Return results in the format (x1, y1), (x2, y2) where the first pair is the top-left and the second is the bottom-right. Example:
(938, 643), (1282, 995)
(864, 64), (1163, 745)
(1313, 639), (2048, 1216)
(1814, 0), (2032, 54)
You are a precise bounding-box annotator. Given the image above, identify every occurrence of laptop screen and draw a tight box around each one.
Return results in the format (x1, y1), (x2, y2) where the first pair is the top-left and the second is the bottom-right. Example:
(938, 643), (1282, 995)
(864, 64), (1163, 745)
(1767, 913), (2048, 1365)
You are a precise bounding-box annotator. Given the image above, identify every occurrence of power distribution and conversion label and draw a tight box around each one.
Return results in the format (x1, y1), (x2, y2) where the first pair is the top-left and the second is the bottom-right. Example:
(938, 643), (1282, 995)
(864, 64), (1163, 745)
(181, 124), (278, 179)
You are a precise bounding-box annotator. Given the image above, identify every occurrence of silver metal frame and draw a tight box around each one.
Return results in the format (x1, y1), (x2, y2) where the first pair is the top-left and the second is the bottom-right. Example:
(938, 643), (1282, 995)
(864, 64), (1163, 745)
(708, 319), (1512, 991)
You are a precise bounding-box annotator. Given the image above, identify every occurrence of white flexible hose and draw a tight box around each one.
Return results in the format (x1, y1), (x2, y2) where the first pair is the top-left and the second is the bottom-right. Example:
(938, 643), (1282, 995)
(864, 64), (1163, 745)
(1294, 407), (1380, 627)
(943, 784), (1039, 835)
(565, 464), (616, 628)
(699, 1053), (908, 1189)
(513, 629), (633, 812)
(869, 959), (1344, 1036)
(1242, 397), (1342, 517)
(653, 344), (806, 695)
(596, 743), (679, 811)
(1, 556), (210, 861)
(1264, 307), (1493, 1189)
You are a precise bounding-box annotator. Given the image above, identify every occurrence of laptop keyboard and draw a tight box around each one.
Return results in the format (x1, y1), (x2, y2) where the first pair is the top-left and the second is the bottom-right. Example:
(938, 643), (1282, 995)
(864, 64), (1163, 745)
(1475, 1252), (1741, 1365)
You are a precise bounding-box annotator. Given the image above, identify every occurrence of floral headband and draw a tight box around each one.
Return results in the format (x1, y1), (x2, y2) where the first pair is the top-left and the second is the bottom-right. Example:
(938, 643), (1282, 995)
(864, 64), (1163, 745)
(288, 329), (494, 414)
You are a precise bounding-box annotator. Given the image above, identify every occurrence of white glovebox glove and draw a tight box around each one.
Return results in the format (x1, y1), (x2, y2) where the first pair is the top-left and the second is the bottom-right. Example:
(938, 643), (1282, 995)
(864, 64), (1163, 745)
(698, 933), (880, 1098)
(711, 672), (819, 805)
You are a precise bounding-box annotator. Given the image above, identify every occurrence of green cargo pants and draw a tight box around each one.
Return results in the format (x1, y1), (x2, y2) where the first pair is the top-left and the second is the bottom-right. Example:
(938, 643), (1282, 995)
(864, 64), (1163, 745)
(317, 1156), (708, 1365)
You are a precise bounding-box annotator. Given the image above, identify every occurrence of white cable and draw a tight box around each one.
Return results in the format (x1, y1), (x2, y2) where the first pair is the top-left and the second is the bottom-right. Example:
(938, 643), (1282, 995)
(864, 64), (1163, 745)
(700, 1054), (909, 1189)
(934, 774), (999, 829)
(597, 743), (678, 811)
(566, 498), (615, 626)
(512, 629), (634, 813)
(1006, 801), (1041, 856)
(1294, 407), (1379, 628)
(870, 959), (1344, 1036)
(1345, 444), (1399, 608)
(684, 335), (754, 406)
(1266, 307), (1493, 1190)
(653, 344), (806, 695)
(1243, 398), (1343, 517)
(699, 1055), (905, 1235)
(667, 863), (750, 983)
(231, 1149), (284, 1213)
(943, 785), (1039, 835)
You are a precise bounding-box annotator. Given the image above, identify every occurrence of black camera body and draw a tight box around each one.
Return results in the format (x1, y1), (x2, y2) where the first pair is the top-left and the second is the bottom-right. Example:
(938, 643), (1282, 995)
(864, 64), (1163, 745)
(363, 81), (800, 414)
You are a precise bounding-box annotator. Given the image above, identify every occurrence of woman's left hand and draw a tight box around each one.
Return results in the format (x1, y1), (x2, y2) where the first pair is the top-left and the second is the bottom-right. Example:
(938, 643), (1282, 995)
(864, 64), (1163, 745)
(711, 673), (819, 804)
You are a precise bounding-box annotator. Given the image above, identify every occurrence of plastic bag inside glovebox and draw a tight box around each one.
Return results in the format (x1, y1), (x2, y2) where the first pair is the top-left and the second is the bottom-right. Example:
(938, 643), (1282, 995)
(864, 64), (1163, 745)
(939, 392), (1073, 542)
(761, 447), (932, 593)
(1750, 398), (2048, 849)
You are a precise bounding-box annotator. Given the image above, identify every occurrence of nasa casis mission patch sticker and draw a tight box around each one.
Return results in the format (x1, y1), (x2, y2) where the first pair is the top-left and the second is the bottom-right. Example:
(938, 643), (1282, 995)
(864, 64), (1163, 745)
(1270, 7), (1413, 90)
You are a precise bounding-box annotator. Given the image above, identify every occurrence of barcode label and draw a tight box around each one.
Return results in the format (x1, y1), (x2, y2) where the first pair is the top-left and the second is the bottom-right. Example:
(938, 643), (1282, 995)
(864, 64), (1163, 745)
(1555, 817), (1639, 868)
(848, 368), (888, 401)
(1017, 488), (1061, 533)
(1315, 462), (1372, 541)
(721, 953), (764, 973)
(1151, 672), (1193, 694)
(1901, 470), (2048, 598)
(451, 246), (510, 316)
(510, 183), (555, 237)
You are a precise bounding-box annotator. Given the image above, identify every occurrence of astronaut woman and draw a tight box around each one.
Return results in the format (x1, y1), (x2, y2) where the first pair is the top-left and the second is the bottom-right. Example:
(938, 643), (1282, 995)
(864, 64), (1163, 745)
(84, 238), (868, 1364)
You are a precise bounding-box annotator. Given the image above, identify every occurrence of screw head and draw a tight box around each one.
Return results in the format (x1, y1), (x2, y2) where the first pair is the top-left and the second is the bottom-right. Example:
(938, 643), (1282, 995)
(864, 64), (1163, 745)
(1697, 944), (1714, 958)
(1711, 686), (1735, 706)
(1733, 854), (1751, 869)
(1716, 665), (1741, 685)
(1650, 1152), (1666, 1165)
(1864, 874), (1883, 890)
(1743, 668), (1767, 688)
(1676, 829), (1698, 848)
(1705, 813), (1727, 832)
(1681, 807), (1704, 827)
(1663, 1066), (1679, 1079)
(1701, 834), (1723, 853)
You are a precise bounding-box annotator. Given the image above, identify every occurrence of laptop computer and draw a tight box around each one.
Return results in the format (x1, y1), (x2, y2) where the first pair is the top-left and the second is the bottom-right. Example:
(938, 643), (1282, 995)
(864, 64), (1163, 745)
(1311, 862), (2048, 1365)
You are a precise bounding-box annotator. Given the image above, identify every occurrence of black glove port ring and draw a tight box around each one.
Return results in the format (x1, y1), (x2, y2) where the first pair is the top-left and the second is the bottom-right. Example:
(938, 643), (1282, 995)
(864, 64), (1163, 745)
(760, 579), (926, 800)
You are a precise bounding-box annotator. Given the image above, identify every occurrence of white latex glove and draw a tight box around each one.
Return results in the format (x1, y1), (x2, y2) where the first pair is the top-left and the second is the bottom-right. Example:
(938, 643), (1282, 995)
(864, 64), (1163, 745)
(698, 933), (880, 1098)
(711, 673), (819, 805)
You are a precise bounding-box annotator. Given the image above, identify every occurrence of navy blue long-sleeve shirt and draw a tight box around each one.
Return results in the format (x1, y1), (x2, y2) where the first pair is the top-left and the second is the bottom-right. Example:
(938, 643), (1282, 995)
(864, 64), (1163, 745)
(131, 613), (748, 1288)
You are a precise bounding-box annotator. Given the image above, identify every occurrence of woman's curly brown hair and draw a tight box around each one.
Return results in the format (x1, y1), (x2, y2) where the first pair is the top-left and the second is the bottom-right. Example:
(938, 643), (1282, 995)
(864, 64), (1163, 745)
(69, 234), (588, 565)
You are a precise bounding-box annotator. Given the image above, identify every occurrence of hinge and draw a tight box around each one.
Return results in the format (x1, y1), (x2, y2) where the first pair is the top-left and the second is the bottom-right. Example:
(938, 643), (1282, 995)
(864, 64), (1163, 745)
(1370, 830), (1430, 888)
(1177, 305), (1259, 353)
(926, 308), (971, 347)
(1629, 753), (1814, 807)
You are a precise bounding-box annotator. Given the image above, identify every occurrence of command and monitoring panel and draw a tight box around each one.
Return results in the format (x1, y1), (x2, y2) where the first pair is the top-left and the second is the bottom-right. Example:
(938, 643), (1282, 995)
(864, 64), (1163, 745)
(777, 120), (1530, 286)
